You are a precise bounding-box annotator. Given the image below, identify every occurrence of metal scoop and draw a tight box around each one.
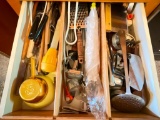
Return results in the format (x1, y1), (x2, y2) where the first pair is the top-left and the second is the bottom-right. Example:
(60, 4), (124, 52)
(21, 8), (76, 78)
(111, 30), (146, 112)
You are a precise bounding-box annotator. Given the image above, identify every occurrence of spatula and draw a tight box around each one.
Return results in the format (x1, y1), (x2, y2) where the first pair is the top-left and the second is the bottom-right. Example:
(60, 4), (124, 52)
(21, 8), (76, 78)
(41, 17), (61, 72)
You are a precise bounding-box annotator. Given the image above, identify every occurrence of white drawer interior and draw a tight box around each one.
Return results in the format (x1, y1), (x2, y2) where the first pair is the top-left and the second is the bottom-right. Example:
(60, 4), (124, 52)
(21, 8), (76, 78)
(132, 3), (160, 117)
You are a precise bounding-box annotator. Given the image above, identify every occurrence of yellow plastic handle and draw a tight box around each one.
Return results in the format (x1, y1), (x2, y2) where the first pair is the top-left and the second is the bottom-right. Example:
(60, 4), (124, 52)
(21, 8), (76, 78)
(30, 57), (36, 78)
(41, 48), (57, 72)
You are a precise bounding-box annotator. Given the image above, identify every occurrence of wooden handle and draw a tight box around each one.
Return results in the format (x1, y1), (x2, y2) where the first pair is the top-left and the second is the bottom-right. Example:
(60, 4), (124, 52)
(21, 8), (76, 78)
(21, 2), (39, 60)
(38, 30), (45, 72)
(50, 18), (61, 49)
(118, 30), (131, 94)
(26, 40), (34, 58)
(44, 2), (52, 54)
(31, 57), (36, 78)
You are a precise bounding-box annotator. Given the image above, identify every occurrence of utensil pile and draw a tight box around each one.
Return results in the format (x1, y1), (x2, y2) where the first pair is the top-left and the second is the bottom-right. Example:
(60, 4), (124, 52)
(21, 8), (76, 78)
(62, 3), (106, 120)
(15, 1), (61, 109)
(106, 3), (146, 113)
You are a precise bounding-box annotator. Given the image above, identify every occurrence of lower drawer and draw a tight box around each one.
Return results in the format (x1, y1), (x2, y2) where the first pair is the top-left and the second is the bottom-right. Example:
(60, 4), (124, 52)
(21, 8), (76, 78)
(0, 1), (160, 120)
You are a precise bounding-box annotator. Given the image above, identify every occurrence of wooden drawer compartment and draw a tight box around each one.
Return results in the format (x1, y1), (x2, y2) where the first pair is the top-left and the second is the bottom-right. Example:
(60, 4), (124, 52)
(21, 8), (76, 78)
(0, 1), (65, 119)
(55, 2), (109, 120)
(101, 2), (160, 120)
(0, 1), (160, 120)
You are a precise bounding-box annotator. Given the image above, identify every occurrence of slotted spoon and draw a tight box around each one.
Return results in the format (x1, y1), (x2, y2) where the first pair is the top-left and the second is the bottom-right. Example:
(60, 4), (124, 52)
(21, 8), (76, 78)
(111, 30), (146, 112)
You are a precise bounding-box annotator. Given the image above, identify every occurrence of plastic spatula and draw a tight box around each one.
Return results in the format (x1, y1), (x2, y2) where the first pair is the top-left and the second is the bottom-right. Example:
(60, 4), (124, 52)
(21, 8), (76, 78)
(41, 18), (61, 72)
(129, 54), (144, 91)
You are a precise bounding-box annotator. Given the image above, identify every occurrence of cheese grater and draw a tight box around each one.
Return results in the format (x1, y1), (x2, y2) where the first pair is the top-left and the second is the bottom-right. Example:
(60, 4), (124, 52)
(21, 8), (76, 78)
(69, 3), (88, 29)
(68, 3), (88, 64)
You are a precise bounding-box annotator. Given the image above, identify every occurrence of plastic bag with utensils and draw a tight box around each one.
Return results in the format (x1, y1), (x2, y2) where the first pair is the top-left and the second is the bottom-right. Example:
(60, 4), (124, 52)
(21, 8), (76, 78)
(85, 3), (106, 120)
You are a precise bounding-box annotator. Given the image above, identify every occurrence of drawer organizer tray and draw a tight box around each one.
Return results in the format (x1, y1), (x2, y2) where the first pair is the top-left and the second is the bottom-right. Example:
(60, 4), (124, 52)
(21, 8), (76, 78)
(0, 1), (160, 120)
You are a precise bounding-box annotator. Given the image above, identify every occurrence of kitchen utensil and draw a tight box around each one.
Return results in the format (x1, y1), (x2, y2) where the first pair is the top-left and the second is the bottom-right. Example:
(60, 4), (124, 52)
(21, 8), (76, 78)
(111, 30), (146, 112)
(107, 35), (124, 89)
(50, 3), (60, 33)
(44, 2), (52, 54)
(111, 4), (127, 32)
(127, 3), (136, 14)
(110, 89), (125, 98)
(105, 3), (111, 31)
(41, 17), (61, 72)
(77, 27), (84, 64)
(19, 57), (46, 103)
(62, 66), (87, 112)
(19, 57), (55, 108)
(63, 61), (74, 104)
(21, 2), (39, 60)
(108, 55), (124, 91)
(33, 2), (53, 41)
(29, 2), (45, 39)
(38, 29), (45, 72)
(129, 54), (144, 91)
(69, 3), (88, 29)
(65, 2), (78, 46)
(66, 69), (83, 81)
(110, 53), (124, 78)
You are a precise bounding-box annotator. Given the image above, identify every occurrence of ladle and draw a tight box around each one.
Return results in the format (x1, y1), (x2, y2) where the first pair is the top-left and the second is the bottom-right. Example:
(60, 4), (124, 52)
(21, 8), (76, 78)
(111, 30), (145, 112)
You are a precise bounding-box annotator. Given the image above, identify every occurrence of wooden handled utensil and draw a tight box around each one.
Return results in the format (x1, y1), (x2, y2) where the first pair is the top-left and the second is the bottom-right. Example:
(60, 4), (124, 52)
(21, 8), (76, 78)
(111, 30), (146, 112)
(41, 17), (61, 72)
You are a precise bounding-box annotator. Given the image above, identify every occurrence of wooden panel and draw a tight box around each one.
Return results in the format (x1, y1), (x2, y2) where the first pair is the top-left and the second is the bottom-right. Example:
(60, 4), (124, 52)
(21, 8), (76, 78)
(6, 0), (21, 15)
(111, 112), (160, 120)
(53, 2), (65, 117)
(145, 2), (159, 17)
(20, 0), (150, 2)
(100, 2), (111, 118)
(56, 114), (109, 120)
(0, 0), (18, 56)
(2, 110), (53, 120)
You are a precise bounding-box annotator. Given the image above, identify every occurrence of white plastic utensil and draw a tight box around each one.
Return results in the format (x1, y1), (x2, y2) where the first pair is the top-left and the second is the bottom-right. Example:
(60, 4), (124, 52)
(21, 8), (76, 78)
(129, 54), (144, 91)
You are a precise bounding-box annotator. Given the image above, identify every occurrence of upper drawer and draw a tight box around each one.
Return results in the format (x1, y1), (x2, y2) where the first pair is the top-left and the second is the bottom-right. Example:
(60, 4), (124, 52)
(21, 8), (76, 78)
(0, 1), (160, 120)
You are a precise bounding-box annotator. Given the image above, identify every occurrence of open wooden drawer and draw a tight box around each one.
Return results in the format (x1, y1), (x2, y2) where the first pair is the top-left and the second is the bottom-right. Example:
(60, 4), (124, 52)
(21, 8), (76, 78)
(0, 1), (65, 120)
(0, 1), (160, 120)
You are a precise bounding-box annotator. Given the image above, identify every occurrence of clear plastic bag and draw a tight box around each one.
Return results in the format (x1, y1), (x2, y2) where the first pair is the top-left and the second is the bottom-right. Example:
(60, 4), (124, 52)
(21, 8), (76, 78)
(85, 3), (106, 120)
